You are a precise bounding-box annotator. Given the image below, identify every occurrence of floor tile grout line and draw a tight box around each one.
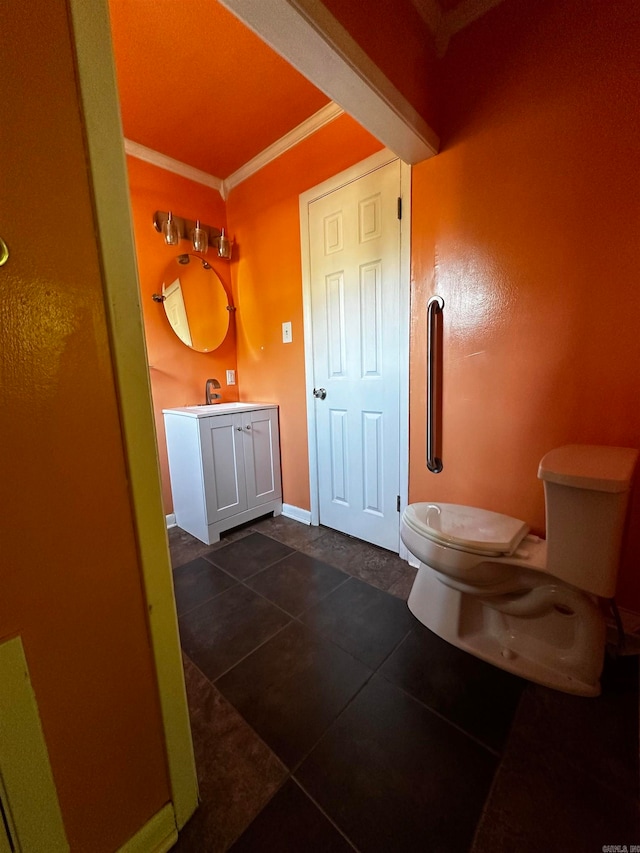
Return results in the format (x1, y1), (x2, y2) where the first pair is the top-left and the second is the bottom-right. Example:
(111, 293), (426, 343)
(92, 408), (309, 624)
(181, 649), (291, 779)
(468, 728), (514, 852)
(179, 553), (405, 694)
(221, 774), (293, 853)
(244, 559), (351, 606)
(282, 627), (418, 777)
(172, 524), (411, 606)
(292, 606), (413, 673)
(184, 638), (496, 853)
(290, 777), (362, 852)
(172, 526), (422, 768)
(203, 549), (294, 581)
(174, 573), (241, 620)
(374, 624), (415, 671)
(211, 617), (294, 686)
(288, 666), (378, 776)
(176, 565), (283, 623)
(176, 558), (401, 624)
(216, 658), (368, 853)
(236, 577), (304, 622)
(288, 574), (353, 619)
(375, 668), (504, 759)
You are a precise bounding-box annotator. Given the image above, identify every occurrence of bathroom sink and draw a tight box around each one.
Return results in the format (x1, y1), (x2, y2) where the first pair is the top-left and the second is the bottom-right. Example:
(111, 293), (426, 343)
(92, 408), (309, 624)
(162, 402), (276, 417)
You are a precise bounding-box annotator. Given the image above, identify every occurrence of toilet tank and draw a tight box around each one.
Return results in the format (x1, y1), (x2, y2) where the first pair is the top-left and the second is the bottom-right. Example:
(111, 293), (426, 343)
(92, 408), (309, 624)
(538, 445), (638, 598)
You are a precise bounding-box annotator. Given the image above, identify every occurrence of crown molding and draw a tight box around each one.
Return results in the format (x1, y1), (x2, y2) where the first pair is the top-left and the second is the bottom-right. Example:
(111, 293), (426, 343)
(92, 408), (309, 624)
(124, 102), (344, 197)
(409, 0), (443, 38)
(224, 101), (343, 194)
(411, 0), (507, 55)
(445, 0), (507, 36)
(123, 139), (225, 194)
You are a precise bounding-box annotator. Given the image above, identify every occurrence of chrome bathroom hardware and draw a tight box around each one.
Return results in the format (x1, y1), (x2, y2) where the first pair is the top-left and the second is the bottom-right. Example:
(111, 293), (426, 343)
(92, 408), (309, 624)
(205, 378), (221, 404)
(153, 211), (234, 258)
(313, 388), (327, 400)
(427, 295), (444, 473)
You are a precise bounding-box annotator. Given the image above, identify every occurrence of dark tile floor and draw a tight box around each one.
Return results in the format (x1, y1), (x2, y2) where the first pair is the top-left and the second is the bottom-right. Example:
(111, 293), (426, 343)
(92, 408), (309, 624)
(169, 515), (639, 852)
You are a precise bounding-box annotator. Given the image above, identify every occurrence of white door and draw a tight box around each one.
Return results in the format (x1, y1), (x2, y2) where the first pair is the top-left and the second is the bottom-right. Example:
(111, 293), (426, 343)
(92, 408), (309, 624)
(308, 159), (402, 551)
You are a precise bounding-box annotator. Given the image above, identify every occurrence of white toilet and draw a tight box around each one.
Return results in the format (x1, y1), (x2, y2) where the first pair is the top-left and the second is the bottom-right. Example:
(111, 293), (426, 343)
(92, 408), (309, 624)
(401, 445), (638, 696)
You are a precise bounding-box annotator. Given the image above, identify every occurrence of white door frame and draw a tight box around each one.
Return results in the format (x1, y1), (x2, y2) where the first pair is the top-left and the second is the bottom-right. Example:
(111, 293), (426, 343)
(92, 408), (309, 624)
(299, 148), (411, 558)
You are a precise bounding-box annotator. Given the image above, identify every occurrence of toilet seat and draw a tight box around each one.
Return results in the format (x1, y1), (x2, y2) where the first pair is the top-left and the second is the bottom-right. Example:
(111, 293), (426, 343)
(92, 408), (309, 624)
(403, 502), (529, 557)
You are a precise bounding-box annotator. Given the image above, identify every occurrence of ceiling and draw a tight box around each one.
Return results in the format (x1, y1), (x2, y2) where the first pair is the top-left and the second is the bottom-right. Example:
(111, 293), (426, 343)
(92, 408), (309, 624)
(108, 0), (504, 186)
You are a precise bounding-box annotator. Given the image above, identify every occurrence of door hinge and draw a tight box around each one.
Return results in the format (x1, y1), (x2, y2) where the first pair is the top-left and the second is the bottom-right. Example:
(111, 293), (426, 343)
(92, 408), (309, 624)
(397, 495), (401, 512)
(397, 197), (402, 220)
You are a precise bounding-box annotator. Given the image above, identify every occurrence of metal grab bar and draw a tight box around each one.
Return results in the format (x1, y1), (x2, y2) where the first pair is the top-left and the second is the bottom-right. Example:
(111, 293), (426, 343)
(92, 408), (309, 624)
(427, 295), (444, 473)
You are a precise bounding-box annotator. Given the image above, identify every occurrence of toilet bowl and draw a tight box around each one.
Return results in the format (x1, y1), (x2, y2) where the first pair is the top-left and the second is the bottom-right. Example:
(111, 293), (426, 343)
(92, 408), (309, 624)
(401, 445), (638, 696)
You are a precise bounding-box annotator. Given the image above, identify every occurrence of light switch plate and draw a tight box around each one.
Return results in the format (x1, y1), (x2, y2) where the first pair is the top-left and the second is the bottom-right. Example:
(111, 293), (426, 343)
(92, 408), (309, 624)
(282, 321), (292, 343)
(226, 369), (235, 385)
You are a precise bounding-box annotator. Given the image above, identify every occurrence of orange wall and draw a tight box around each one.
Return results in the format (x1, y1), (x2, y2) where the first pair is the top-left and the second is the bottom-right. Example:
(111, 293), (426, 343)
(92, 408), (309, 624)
(1, 2), (170, 850)
(226, 115), (383, 511)
(409, 0), (640, 611)
(126, 158), (238, 513)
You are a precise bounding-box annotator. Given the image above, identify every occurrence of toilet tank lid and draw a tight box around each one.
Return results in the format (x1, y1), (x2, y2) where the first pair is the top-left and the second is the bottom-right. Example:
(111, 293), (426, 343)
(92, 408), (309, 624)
(538, 445), (638, 492)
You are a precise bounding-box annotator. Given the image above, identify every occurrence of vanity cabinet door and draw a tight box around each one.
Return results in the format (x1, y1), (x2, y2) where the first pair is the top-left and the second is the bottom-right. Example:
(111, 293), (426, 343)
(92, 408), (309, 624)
(242, 407), (282, 509)
(199, 413), (248, 523)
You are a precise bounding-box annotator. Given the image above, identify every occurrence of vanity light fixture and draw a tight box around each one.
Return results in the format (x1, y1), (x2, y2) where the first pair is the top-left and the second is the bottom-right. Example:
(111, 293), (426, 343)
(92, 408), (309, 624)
(153, 211), (233, 260)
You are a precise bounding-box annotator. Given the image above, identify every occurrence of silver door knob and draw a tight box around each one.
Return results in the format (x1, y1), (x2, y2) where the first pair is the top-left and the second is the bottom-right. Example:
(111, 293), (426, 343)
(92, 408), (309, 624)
(313, 388), (327, 400)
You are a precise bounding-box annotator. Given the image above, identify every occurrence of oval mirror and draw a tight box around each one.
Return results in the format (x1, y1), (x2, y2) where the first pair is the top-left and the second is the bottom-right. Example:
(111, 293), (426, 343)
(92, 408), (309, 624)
(161, 253), (230, 352)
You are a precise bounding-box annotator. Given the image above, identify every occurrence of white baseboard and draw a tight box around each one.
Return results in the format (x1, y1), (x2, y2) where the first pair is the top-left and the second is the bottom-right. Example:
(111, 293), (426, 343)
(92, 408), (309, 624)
(116, 803), (178, 853)
(281, 504), (312, 525)
(166, 513), (177, 529)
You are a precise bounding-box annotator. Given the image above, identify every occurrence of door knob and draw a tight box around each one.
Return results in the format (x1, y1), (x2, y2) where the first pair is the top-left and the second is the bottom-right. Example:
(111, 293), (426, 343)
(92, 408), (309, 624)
(313, 388), (327, 400)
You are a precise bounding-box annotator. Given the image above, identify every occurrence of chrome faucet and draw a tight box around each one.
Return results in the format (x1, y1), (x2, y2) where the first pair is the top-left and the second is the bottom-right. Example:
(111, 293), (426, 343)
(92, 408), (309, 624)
(205, 378), (221, 404)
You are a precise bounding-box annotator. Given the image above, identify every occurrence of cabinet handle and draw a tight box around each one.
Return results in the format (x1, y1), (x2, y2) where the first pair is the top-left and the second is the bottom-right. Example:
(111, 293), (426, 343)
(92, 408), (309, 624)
(236, 426), (243, 431)
(245, 425), (252, 431)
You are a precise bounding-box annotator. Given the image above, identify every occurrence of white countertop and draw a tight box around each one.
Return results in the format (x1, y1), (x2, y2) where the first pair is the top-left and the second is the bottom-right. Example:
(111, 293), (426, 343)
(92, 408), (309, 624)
(162, 402), (277, 418)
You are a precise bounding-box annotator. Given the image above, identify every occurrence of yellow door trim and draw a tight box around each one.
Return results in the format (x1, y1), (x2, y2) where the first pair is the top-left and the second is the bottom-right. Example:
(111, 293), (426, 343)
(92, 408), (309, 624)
(0, 636), (69, 852)
(66, 0), (198, 829)
(116, 803), (178, 853)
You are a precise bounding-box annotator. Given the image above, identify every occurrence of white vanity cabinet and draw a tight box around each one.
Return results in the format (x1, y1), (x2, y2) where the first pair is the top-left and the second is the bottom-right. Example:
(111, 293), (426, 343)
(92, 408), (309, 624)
(163, 403), (282, 544)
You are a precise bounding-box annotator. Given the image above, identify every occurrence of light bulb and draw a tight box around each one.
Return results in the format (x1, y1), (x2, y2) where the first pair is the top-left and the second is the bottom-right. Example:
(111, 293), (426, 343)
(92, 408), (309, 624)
(192, 219), (208, 254)
(163, 211), (180, 246)
(218, 227), (232, 259)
